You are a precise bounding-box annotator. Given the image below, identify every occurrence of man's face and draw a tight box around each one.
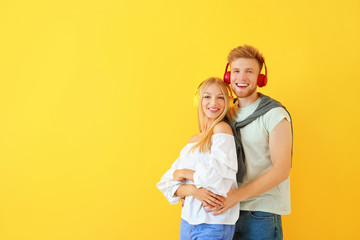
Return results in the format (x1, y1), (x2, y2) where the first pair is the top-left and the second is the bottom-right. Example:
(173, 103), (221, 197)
(230, 58), (260, 99)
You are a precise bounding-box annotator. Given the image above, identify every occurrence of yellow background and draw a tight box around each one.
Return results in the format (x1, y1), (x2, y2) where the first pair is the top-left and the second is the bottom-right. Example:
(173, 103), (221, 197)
(0, 0), (359, 239)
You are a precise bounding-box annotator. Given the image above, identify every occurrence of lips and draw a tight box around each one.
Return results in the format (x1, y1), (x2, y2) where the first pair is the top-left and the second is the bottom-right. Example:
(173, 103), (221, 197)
(207, 107), (220, 113)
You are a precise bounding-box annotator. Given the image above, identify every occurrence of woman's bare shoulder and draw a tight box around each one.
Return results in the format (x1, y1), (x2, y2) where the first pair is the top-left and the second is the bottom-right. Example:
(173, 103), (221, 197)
(213, 121), (233, 135)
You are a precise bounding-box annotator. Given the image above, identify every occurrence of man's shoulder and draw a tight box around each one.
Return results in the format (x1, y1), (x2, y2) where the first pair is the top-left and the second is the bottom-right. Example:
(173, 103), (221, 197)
(263, 106), (291, 120)
(261, 107), (292, 133)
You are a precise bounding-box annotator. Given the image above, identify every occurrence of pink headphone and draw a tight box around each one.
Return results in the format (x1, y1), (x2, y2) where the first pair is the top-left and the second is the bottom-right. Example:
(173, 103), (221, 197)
(223, 57), (268, 87)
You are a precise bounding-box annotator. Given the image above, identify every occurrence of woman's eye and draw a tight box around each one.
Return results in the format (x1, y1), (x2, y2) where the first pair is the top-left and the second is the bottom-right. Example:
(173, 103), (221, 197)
(218, 97), (224, 99)
(204, 96), (210, 98)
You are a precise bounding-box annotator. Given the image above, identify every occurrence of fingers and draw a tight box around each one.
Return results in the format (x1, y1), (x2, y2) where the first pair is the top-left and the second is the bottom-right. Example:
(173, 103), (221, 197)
(212, 194), (225, 202)
(203, 198), (217, 208)
(195, 188), (225, 209)
(213, 206), (227, 216)
(200, 193), (222, 208)
(218, 195), (226, 202)
(205, 190), (225, 202)
(206, 190), (225, 205)
(205, 205), (222, 212)
(207, 195), (223, 207)
(202, 202), (210, 208)
(181, 197), (185, 207)
(200, 190), (224, 208)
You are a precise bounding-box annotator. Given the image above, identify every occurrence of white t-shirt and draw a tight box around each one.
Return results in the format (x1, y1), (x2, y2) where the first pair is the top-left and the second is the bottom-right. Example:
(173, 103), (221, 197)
(236, 97), (291, 215)
(156, 133), (240, 225)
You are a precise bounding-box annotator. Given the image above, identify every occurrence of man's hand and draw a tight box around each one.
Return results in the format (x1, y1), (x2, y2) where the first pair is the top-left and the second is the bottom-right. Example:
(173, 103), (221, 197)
(206, 188), (238, 215)
(192, 187), (225, 208)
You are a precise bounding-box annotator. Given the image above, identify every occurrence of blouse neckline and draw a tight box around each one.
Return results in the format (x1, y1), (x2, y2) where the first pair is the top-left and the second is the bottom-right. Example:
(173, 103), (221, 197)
(187, 133), (234, 145)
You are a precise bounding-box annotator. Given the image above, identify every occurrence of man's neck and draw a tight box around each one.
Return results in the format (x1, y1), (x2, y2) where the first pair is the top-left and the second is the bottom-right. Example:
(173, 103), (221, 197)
(237, 92), (260, 108)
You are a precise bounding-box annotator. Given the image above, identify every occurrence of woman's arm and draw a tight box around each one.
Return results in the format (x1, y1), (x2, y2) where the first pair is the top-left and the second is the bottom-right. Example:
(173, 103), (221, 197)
(174, 184), (225, 207)
(156, 157), (186, 205)
(173, 169), (195, 182)
(157, 155), (224, 207)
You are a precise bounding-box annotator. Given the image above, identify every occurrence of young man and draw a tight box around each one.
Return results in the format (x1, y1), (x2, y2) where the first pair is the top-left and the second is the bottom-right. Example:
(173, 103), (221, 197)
(211, 45), (293, 240)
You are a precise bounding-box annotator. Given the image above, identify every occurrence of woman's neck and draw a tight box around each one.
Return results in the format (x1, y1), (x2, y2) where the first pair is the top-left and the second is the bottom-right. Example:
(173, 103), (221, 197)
(202, 118), (216, 132)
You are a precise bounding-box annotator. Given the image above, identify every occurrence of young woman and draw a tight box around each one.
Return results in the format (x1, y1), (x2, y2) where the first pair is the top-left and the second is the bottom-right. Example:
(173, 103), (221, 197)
(156, 77), (240, 240)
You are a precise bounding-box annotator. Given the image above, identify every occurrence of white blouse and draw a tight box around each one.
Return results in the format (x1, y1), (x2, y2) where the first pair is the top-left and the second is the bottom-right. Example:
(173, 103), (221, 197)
(156, 133), (240, 225)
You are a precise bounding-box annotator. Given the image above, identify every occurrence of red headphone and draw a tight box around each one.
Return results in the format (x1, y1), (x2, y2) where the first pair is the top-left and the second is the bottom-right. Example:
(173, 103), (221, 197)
(223, 57), (268, 87)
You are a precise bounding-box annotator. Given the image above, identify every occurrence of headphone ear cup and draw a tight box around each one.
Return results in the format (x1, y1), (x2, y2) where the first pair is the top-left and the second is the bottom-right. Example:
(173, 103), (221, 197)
(223, 71), (231, 84)
(257, 74), (267, 87)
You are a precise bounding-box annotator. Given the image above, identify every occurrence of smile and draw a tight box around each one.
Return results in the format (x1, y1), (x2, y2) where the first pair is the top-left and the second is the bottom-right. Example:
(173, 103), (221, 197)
(236, 83), (249, 87)
(207, 107), (220, 113)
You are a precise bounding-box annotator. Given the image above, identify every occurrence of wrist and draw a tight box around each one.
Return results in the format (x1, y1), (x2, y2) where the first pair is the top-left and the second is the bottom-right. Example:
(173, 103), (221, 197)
(236, 187), (249, 202)
(188, 185), (197, 196)
(184, 169), (195, 182)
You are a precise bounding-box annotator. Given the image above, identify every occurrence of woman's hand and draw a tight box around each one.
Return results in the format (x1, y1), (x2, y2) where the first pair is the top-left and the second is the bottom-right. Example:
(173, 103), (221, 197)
(207, 188), (239, 215)
(191, 187), (225, 208)
(180, 197), (185, 207)
(174, 185), (225, 209)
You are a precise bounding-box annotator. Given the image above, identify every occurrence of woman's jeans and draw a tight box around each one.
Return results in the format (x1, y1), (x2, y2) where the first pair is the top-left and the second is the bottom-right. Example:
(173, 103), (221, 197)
(180, 218), (235, 240)
(233, 211), (283, 240)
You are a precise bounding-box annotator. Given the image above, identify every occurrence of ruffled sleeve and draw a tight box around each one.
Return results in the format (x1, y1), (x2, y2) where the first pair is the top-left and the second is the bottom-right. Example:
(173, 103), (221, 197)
(156, 157), (184, 205)
(192, 134), (238, 197)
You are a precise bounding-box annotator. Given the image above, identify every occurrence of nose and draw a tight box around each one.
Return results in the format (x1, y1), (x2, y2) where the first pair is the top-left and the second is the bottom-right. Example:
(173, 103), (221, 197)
(231, 70), (246, 83)
(238, 71), (246, 81)
(211, 97), (217, 105)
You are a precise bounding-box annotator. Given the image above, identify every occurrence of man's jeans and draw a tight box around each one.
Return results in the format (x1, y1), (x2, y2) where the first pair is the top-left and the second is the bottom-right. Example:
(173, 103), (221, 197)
(180, 218), (235, 240)
(233, 211), (283, 240)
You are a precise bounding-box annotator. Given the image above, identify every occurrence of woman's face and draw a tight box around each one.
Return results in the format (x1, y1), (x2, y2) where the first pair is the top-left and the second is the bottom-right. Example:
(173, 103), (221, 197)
(201, 83), (226, 120)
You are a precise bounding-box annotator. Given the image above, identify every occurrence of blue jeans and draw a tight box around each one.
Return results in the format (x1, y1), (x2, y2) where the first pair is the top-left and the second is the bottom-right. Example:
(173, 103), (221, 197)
(233, 211), (283, 240)
(180, 218), (235, 240)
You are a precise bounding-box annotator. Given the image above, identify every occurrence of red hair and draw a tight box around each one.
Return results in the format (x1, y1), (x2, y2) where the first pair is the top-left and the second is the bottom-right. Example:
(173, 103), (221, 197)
(227, 44), (264, 71)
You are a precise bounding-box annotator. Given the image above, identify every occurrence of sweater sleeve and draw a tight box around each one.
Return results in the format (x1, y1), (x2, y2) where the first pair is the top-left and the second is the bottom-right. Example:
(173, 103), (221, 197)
(156, 157), (184, 205)
(192, 134), (238, 197)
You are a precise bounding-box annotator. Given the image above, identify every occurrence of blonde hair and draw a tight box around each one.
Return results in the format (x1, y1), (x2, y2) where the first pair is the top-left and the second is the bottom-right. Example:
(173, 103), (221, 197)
(227, 44), (264, 72)
(191, 77), (236, 153)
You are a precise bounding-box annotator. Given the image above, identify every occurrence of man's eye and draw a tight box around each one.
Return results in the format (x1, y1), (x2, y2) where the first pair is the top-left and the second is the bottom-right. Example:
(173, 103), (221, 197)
(218, 97), (224, 99)
(204, 96), (210, 98)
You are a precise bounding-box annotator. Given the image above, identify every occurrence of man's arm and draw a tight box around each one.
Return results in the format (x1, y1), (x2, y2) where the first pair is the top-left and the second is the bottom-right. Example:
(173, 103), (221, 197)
(213, 118), (292, 215)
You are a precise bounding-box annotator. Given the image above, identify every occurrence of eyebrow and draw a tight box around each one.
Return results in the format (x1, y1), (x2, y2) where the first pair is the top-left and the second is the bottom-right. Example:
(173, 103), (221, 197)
(203, 92), (224, 96)
(232, 67), (254, 70)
